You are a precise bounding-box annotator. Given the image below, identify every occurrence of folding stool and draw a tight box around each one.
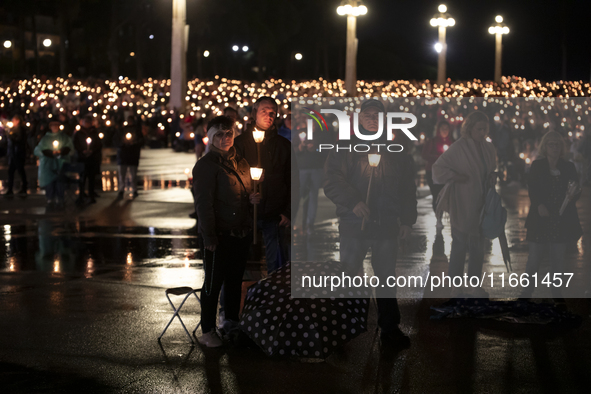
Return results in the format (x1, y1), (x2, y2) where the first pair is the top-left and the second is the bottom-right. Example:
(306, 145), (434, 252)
(158, 286), (202, 343)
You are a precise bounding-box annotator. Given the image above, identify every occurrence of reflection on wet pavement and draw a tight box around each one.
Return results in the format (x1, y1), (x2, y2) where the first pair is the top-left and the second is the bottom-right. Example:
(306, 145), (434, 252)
(293, 185), (590, 298)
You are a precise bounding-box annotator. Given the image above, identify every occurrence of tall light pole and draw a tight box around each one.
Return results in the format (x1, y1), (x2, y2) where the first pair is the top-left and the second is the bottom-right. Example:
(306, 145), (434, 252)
(170, 0), (188, 111)
(430, 4), (455, 86)
(337, 1), (367, 96)
(489, 16), (509, 84)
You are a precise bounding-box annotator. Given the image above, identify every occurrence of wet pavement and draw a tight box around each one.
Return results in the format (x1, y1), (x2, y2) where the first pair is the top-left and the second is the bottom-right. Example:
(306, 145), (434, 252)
(1, 148), (591, 393)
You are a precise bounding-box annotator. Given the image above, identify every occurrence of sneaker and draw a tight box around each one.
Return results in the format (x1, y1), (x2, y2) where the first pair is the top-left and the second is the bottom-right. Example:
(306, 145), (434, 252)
(132, 191), (139, 199)
(89, 197), (97, 204)
(198, 331), (223, 348)
(116, 191), (124, 200)
(380, 327), (410, 349)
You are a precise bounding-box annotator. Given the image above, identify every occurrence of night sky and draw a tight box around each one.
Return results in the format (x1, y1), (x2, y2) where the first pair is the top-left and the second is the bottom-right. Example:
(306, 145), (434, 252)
(346, 0), (591, 82)
(2, 0), (590, 82)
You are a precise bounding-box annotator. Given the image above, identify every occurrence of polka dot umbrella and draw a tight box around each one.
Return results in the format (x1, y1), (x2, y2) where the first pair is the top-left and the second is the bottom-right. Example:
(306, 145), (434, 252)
(239, 262), (370, 358)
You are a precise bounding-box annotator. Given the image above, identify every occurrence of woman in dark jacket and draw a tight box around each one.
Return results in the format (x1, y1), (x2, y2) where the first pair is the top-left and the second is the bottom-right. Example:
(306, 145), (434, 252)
(522, 131), (582, 298)
(192, 116), (260, 347)
(422, 120), (454, 229)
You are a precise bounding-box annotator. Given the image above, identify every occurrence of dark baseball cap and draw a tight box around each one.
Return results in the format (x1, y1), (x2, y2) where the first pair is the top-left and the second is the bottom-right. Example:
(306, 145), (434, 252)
(360, 99), (385, 113)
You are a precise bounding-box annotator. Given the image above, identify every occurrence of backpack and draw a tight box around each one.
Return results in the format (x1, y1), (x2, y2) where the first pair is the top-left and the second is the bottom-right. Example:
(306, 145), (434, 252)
(480, 187), (507, 240)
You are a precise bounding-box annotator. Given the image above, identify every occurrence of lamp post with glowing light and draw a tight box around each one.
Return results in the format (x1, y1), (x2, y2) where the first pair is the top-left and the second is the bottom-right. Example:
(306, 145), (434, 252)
(489, 15), (509, 84)
(336, 1), (367, 96)
(361, 154), (381, 231)
(430, 4), (455, 86)
(250, 167), (263, 244)
(170, 0), (188, 111)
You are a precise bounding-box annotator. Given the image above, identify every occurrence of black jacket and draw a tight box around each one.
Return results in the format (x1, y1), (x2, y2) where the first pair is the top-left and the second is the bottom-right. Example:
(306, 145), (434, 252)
(114, 125), (144, 166)
(234, 123), (291, 220)
(193, 147), (253, 246)
(324, 148), (418, 238)
(525, 158), (582, 242)
(7, 125), (28, 163)
(73, 126), (102, 163)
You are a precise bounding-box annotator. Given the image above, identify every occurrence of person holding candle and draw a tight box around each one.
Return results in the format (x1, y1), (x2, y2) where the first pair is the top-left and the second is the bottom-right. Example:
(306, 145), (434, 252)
(73, 115), (102, 203)
(192, 116), (260, 347)
(432, 111), (497, 297)
(234, 96), (292, 274)
(114, 116), (144, 199)
(521, 131), (582, 300)
(4, 115), (28, 196)
(33, 121), (74, 210)
(324, 99), (417, 349)
(421, 120), (454, 230)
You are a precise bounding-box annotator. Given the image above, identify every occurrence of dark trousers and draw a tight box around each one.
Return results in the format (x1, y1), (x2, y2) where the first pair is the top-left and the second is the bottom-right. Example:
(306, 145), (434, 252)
(7, 159), (27, 192)
(340, 236), (401, 333)
(200, 234), (250, 333)
(79, 162), (99, 195)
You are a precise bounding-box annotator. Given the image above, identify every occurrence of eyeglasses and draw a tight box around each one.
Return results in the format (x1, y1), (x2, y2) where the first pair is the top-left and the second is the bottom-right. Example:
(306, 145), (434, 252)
(214, 131), (234, 139)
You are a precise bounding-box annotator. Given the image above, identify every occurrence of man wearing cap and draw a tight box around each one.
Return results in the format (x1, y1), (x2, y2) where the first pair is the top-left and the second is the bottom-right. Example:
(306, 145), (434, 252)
(324, 99), (417, 348)
(33, 121), (74, 210)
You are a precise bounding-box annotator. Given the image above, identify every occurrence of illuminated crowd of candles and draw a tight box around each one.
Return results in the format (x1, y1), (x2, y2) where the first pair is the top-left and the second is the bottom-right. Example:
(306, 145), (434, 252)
(0, 75), (589, 170)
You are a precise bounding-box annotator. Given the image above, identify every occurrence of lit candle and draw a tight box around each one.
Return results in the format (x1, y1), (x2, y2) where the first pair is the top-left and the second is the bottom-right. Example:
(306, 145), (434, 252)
(253, 128), (265, 167)
(362, 154), (381, 231)
(299, 132), (306, 143)
(368, 154), (381, 167)
(252, 128), (265, 143)
(250, 167), (263, 244)
(250, 167), (263, 181)
(86, 137), (92, 149)
(53, 140), (59, 150)
(443, 144), (449, 151)
(126, 132), (132, 140)
(203, 136), (209, 145)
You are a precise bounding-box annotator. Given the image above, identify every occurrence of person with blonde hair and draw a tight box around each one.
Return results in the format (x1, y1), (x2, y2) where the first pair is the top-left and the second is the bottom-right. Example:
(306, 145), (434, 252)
(432, 111), (497, 294)
(521, 131), (582, 299)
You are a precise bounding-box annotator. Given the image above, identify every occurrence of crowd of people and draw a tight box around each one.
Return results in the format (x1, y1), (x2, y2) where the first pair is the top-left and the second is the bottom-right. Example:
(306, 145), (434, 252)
(0, 76), (588, 350)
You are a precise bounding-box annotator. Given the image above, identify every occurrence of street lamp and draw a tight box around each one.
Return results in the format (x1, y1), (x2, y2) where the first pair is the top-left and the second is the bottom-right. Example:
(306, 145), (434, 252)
(336, 0), (367, 96)
(43, 38), (52, 47)
(430, 4), (455, 86)
(489, 15), (509, 84)
(3, 40), (11, 49)
(170, 0), (187, 111)
(295, 53), (303, 60)
(232, 45), (239, 52)
(242, 45), (249, 52)
(203, 50), (210, 57)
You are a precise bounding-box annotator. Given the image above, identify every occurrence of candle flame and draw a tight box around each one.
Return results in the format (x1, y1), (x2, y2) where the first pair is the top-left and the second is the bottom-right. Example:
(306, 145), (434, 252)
(368, 154), (381, 167)
(250, 167), (263, 180)
(253, 128), (265, 143)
